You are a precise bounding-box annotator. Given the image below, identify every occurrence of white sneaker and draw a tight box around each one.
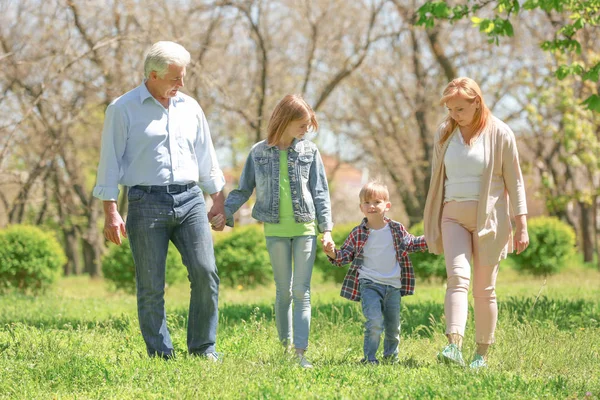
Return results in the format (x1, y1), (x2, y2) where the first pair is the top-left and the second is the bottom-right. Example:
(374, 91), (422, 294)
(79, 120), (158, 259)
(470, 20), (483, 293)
(204, 352), (221, 362)
(297, 354), (313, 369)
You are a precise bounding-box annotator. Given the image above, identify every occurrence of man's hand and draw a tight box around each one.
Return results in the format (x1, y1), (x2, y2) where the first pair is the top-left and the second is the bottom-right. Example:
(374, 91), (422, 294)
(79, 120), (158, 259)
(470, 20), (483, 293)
(103, 201), (126, 245)
(208, 191), (225, 231)
(210, 214), (225, 231)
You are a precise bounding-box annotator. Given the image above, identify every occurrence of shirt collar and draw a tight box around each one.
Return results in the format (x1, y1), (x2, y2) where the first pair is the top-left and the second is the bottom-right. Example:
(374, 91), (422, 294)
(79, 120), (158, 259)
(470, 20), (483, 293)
(138, 81), (154, 104)
(138, 80), (185, 106)
(359, 216), (391, 230)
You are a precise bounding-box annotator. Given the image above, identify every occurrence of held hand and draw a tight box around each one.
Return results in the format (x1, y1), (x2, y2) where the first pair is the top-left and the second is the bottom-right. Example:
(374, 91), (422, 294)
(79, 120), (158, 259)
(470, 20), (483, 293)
(104, 211), (126, 245)
(208, 191), (225, 228)
(321, 231), (334, 248)
(514, 227), (529, 255)
(210, 214), (225, 231)
(320, 233), (336, 258)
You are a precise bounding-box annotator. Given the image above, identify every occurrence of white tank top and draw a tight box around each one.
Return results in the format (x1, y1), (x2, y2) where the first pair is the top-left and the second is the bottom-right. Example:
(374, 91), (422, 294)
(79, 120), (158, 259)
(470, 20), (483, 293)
(444, 130), (485, 203)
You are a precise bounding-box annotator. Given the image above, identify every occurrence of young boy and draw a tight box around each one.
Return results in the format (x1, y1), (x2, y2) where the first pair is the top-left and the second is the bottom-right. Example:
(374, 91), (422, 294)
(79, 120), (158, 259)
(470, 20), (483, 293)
(323, 180), (427, 364)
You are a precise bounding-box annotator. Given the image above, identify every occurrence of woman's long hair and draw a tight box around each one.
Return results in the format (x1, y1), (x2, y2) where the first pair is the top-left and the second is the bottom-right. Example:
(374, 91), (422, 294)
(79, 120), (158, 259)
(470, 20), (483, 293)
(267, 94), (318, 146)
(438, 77), (491, 145)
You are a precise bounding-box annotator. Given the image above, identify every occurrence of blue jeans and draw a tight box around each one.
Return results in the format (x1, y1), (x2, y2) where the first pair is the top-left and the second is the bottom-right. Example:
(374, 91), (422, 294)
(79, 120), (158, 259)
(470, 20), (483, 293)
(359, 279), (401, 362)
(126, 185), (219, 358)
(265, 236), (316, 350)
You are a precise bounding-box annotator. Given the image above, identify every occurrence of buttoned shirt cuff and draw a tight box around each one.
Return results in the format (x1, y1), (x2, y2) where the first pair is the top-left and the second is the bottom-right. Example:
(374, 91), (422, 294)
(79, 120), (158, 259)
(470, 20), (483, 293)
(93, 186), (120, 201)
(198, 175), (226, 195)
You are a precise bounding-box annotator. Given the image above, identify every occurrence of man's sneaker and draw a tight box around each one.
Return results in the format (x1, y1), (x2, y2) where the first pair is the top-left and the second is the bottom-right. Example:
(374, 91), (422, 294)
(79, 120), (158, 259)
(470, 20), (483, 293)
(437, 344), (465, 367)
(382, 354), (399, 364)
(297, 354), (313, 369)
(469, 354), (487, 369)
(360, 358), (380, 365)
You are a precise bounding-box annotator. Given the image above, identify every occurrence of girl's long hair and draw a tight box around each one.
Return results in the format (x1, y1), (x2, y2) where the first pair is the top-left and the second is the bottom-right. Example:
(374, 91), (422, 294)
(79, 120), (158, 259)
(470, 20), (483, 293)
(267, 94), (318, 146)
(438, 77), (491, 145)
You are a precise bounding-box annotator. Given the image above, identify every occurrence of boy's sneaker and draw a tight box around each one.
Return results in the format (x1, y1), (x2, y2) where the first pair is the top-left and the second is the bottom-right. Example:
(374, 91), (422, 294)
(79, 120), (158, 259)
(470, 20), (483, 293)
(469, 354), (487, 369)
(297, 354), (313, 369)
(437, 344), (465, 367)
(203, 352), (222, 363)
(360, 358), (380, 365)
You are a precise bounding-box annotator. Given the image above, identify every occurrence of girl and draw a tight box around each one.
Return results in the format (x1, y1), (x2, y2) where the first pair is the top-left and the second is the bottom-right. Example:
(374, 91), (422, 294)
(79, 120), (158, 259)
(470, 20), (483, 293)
(224, 94), (334, 368)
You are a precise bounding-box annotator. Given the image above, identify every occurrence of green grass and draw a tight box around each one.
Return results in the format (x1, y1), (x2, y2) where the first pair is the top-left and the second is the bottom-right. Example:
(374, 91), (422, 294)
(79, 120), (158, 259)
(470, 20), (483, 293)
(0, 267), (599, 399)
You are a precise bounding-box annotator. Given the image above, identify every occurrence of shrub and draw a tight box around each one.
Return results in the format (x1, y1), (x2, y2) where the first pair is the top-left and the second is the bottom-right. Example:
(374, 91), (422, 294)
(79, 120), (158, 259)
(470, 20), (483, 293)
(0, 225), (66, 294)
(102, 239), (188, 294)
(510, 216), (576, 276)
(314, 222), (362, 283)
(214, 224), (272, 288)
(408, 221), (447, 282)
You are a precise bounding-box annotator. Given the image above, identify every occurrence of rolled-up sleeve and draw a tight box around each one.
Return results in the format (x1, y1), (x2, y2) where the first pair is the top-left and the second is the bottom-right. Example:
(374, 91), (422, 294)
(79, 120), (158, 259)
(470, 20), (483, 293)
(93, 104), (127, 201)
(195, 108), (225, 195)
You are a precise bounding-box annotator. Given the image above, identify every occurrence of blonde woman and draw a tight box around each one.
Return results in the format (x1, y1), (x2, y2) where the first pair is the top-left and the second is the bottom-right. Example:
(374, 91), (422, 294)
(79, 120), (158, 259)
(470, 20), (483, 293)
(423, 77), (529, 369)
(224, 94), (334, 368)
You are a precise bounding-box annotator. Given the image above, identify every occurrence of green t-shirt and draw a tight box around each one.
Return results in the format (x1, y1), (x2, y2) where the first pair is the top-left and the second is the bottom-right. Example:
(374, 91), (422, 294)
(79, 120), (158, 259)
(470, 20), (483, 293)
(264, 150), (317, 237)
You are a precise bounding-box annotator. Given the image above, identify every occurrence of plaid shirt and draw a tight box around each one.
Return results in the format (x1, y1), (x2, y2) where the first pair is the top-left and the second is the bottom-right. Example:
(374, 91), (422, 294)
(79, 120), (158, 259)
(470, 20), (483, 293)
(328, 217), (428, 301)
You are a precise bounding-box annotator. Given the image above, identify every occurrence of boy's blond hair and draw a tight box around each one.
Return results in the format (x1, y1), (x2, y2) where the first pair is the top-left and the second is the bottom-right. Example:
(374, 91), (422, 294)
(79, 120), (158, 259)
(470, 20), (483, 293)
(359, 180), (390, 202)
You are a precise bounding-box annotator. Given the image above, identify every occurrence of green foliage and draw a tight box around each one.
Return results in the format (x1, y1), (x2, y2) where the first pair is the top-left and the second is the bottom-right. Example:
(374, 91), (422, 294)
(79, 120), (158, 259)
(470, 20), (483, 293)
(510, 216), (576, 276)
(416, 0), (600, 111)
(524, 77), (600, 213)
(213, 225), (272, 288)
(101, 239), (188, 294)
(0, 225), (66, 294)
(408, 221), (447, 282)
(314, 222), (360, 283)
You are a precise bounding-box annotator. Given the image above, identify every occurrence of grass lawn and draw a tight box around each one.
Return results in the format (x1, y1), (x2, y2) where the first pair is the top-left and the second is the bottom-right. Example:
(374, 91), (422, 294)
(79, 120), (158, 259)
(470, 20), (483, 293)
(0, 266), (598, 399)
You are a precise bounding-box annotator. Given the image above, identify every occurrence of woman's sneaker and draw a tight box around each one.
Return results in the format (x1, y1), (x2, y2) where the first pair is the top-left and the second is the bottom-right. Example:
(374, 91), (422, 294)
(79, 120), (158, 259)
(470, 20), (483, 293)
(469, 354), (487, 369)
(437, 344), (465, 367)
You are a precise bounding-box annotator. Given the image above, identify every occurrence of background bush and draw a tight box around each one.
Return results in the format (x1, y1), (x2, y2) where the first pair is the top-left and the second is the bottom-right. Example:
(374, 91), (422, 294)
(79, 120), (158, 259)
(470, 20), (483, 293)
(314, 222), (362, 283)
(408, 221), (447, 282)
(102, 239), (188, 294)
(510, 216), (576, 276)
(214, 224), (272, 288)
(0, 225), (66, 294)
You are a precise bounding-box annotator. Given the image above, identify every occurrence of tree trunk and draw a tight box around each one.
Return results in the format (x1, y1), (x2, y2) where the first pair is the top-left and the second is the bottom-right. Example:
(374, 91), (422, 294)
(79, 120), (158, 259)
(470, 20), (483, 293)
(578, 200), (596, 263)
(82, 198), (104, 277)
(62, 227), (82, 276)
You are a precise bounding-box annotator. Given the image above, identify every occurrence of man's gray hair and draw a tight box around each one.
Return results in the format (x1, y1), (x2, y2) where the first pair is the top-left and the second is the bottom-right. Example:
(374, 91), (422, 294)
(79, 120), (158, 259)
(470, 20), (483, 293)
(144, 41), (191, 79)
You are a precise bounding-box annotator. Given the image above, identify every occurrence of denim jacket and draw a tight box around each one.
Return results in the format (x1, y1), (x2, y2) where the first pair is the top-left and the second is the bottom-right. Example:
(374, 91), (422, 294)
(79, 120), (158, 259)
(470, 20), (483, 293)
(224, 138), (333, 233)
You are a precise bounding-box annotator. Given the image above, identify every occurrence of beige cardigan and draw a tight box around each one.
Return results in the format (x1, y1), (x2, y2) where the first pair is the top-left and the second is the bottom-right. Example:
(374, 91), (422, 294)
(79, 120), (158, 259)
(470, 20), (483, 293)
(423, 116), (528, 266)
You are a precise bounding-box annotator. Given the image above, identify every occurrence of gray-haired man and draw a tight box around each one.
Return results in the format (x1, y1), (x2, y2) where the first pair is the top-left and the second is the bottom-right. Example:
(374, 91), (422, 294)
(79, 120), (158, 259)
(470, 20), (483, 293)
(94, 41), (225, 359)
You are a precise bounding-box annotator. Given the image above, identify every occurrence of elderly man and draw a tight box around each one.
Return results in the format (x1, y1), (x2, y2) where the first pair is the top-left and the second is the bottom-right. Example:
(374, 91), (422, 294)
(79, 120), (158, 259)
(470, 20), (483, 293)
(94, 41), (225, 360)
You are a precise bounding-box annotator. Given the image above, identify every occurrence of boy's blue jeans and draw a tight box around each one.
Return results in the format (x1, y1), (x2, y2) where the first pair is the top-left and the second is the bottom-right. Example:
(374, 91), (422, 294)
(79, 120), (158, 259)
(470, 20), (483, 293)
(126, 185), (219, 358)
(265, 236), (316, 350)
(359, 278), (401, 362)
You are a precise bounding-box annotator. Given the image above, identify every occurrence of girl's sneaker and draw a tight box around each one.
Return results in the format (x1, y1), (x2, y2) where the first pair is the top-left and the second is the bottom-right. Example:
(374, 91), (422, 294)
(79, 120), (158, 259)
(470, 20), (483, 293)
(469, 354), (487, 369)
(297, 354), (313, 369)
(437, 344), (465, 367)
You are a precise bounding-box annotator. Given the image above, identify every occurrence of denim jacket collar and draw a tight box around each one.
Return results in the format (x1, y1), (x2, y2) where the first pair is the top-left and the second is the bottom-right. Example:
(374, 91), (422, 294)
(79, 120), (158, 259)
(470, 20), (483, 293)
(265, 138), (303, 153)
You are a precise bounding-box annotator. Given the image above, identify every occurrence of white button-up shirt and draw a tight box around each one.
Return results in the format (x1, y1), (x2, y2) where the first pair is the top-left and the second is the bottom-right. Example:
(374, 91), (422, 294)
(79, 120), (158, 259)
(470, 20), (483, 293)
(93, 82), (225, 201)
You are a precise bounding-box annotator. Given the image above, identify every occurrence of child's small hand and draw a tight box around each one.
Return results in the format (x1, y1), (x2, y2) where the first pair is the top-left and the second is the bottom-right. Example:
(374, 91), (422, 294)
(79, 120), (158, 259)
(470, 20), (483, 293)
(321, 235), (336, 258)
